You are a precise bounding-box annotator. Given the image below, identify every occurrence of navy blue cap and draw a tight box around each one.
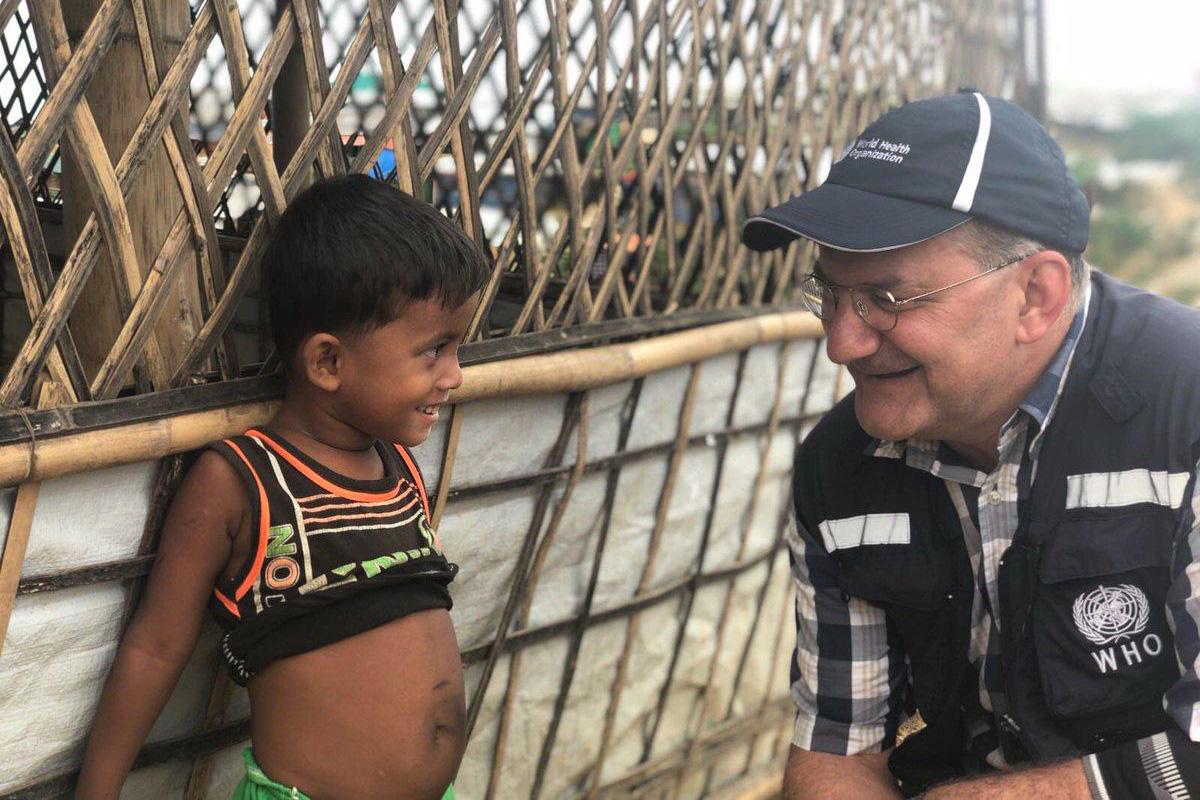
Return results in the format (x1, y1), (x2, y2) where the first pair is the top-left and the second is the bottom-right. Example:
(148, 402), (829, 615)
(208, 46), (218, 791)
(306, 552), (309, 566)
(742, 91), (1090, 253)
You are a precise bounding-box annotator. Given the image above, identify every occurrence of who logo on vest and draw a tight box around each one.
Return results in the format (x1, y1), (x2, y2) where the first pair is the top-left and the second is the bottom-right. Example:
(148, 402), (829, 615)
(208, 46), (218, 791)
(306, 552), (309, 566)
(1073, 584), (1164, 674)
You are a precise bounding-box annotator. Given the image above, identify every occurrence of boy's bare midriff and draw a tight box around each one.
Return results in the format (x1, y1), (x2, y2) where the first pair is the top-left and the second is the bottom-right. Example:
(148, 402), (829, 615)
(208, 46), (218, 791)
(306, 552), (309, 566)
(248, 607), (466, 800)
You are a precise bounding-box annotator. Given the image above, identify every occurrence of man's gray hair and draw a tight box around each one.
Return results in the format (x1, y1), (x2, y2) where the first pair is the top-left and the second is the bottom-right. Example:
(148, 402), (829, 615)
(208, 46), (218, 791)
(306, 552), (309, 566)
(946, 220), (1090, 307)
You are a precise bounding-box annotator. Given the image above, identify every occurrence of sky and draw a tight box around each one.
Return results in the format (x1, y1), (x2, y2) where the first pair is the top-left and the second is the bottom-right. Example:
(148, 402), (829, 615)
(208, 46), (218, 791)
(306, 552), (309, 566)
(1045, 0), (1200, 97)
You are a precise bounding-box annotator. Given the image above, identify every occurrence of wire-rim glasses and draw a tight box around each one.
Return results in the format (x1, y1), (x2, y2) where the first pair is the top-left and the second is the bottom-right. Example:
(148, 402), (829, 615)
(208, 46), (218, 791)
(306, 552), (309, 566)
(799, 251), (1032, 332)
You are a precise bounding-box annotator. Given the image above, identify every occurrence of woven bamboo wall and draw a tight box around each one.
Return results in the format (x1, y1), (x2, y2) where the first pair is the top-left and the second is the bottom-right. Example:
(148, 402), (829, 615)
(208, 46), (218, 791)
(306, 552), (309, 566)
(0, 323), (837, 799)
(0, 0), (1032, 408)
(0, 0), (1034, 797)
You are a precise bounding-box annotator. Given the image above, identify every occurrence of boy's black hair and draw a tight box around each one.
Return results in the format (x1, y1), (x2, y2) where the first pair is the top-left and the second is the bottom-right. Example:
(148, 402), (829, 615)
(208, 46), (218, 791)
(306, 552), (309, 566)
(261, 174), (489, 364)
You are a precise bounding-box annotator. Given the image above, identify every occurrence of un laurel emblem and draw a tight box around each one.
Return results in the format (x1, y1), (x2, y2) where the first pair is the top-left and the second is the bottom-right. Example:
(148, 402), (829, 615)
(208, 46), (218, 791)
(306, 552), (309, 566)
(1072, 584), (1151, 646)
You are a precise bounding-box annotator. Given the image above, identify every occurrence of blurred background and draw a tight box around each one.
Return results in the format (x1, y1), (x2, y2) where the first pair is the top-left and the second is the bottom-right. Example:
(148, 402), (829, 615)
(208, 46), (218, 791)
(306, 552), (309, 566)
(1047, 0), (1200, 305)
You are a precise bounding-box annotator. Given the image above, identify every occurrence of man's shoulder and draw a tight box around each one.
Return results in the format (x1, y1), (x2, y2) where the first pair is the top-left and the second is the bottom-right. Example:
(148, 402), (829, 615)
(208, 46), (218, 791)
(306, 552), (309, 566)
(1096, 271), (1200, 364)
(1087, 274), (1200, 425)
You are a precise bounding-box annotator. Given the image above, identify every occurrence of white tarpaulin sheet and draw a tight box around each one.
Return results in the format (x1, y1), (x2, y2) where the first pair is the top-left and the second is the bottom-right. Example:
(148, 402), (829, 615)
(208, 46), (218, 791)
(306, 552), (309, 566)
(0, 339), (842, 797)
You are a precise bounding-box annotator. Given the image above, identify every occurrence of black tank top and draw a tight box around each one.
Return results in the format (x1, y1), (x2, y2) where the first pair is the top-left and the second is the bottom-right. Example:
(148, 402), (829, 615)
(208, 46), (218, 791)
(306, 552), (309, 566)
(208, 428), (457, 684)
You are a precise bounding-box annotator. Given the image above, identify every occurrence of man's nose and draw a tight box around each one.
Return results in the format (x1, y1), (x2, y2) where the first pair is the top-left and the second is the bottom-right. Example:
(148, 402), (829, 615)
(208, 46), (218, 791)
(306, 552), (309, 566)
(823, 296), (882, 365)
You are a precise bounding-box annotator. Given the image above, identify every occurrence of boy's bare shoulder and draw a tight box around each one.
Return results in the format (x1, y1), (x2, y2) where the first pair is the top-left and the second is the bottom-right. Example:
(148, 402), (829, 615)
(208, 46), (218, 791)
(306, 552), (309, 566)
(169, 447), (250, 540)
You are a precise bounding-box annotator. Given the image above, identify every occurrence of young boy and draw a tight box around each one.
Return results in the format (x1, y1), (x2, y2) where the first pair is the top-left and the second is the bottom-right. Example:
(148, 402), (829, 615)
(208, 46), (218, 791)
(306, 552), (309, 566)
(76, 174), (488, 799)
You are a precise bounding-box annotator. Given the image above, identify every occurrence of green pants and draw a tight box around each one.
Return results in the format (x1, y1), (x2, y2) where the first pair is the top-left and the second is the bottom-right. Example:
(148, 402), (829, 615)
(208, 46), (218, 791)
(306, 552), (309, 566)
(232, 749), (455, 800)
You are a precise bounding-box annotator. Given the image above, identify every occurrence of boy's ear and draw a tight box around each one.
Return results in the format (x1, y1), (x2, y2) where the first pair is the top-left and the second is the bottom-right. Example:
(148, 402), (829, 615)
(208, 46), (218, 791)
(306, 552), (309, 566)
(298, 332), (345, 392)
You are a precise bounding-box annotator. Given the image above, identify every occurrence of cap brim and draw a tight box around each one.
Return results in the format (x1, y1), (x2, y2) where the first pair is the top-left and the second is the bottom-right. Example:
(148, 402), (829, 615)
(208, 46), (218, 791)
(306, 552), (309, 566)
(741, 183), (971, 253)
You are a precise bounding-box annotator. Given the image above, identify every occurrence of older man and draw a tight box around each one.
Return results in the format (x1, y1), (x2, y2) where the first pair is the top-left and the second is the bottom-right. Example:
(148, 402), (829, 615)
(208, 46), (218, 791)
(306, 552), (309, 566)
(743, 91), (1200, 799)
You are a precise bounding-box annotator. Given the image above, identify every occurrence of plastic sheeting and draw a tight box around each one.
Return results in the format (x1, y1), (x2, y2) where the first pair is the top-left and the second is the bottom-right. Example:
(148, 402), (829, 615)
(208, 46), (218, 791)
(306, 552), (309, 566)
(0, 339), (843, 797)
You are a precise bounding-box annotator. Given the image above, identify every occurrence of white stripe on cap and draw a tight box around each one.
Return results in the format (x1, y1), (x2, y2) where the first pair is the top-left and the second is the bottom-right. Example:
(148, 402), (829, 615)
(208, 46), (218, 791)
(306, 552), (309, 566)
(818, 514), (911, 552)
(951, 92), (992, 213)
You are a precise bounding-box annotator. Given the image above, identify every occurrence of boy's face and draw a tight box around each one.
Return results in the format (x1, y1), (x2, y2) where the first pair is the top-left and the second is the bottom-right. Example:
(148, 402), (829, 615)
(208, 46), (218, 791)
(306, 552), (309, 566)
(337, 292), (480, 447)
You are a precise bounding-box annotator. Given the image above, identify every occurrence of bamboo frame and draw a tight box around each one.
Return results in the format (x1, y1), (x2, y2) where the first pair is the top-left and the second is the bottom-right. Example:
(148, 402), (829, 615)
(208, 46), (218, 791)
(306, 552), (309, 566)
(667, 342), (793, 799)
(0, 305), (782, 449)
(4, 381), (820, 798)
(0, 381), (65, 660)
(0, 0), (1028, 410)
(2, 507), (794, 800)
(0, 323), (825, 797)
(583, 362), (703, 796)
(0, 310), (818, 487)
(15, 408), (825, 598)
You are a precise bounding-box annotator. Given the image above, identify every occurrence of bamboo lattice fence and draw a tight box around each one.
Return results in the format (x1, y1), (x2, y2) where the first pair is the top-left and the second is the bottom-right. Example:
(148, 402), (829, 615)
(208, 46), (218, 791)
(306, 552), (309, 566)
(0, 0), (1035, 796)
(0, 0), (1035, 404)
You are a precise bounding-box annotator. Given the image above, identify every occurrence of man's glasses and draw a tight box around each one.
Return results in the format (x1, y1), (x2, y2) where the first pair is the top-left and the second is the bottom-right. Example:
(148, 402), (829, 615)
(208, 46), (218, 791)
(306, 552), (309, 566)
(799, 252), (1032, 332)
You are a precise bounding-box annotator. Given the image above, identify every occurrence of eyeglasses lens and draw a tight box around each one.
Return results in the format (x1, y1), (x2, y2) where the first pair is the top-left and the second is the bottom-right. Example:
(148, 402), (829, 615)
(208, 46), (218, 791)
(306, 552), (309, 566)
(859, 290), (901, 331)
(800, 275), (899, 331)
(801, 276), (832, 319)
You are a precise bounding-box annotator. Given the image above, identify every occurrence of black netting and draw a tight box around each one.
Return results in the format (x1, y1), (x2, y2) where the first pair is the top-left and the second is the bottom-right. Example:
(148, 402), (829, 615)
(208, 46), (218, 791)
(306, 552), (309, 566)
(1, 4), (59, 206)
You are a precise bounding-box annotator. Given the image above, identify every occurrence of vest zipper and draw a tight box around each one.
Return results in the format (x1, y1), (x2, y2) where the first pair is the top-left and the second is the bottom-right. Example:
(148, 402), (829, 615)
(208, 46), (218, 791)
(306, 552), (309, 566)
(999, 713), (1023, 739)
(998, 543), (1040, 761)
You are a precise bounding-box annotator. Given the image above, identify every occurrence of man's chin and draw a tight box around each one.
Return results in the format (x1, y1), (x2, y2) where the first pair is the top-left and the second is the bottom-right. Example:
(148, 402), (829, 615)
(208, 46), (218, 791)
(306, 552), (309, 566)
(853, 398), (923, 443)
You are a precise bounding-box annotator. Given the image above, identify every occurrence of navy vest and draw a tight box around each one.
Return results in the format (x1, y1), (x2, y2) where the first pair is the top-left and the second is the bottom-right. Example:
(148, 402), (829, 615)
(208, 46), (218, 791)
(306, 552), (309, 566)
(793, 272), (1200, 795)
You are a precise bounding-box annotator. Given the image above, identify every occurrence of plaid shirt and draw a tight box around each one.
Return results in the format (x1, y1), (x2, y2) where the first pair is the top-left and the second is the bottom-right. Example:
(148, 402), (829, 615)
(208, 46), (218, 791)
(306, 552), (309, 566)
(790, 282), (1200, 789)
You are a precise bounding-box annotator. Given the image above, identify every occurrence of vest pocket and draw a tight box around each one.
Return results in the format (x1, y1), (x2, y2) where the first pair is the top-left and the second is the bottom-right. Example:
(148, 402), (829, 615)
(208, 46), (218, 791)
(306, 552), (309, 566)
(1031, 512), (1178, 720)
(838, 545), (955, 612)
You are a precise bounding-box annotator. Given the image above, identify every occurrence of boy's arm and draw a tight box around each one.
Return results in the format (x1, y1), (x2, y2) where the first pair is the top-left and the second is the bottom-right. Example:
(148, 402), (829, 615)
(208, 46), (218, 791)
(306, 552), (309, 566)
(75, 450), (245, 800)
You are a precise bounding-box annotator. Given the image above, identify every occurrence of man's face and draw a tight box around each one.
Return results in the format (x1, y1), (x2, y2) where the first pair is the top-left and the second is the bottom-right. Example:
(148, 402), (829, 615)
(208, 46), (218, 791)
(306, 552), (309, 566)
(818, 235), (1021, 447)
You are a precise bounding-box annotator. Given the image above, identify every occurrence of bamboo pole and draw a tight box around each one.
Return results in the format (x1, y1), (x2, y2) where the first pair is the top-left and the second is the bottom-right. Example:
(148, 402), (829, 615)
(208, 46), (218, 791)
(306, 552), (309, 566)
(0, 126), (86, 400)
(453, 311), (821, 404)
(128, 0), (236, 384)
(672, 341), (792, 799)
(590, 697), (794, 798)
(366, 0), (420, 194)
(735, 531), (799, 783)
(0, 311), (821, 487)
(463, 393), (585, 740)
(31, 2), (167, 391)
(0, 382), (67, 659)
(0, 399), (278, 489)
(431, 405), (463, 530)
(486, 394), (588, 799)
(292, 0), (345, 179)
(428, 0), (485, 247)
(59, 0), (200, 389)
(642, 349), (749, 761)
(269, 2), (313, 181)
(585, 363), (704, 798)
(14, 0), (126, 184)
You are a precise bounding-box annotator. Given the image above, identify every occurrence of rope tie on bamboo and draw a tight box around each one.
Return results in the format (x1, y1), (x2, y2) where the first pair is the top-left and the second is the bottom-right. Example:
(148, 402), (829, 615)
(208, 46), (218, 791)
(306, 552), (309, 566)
(15, 407), (37, 484)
